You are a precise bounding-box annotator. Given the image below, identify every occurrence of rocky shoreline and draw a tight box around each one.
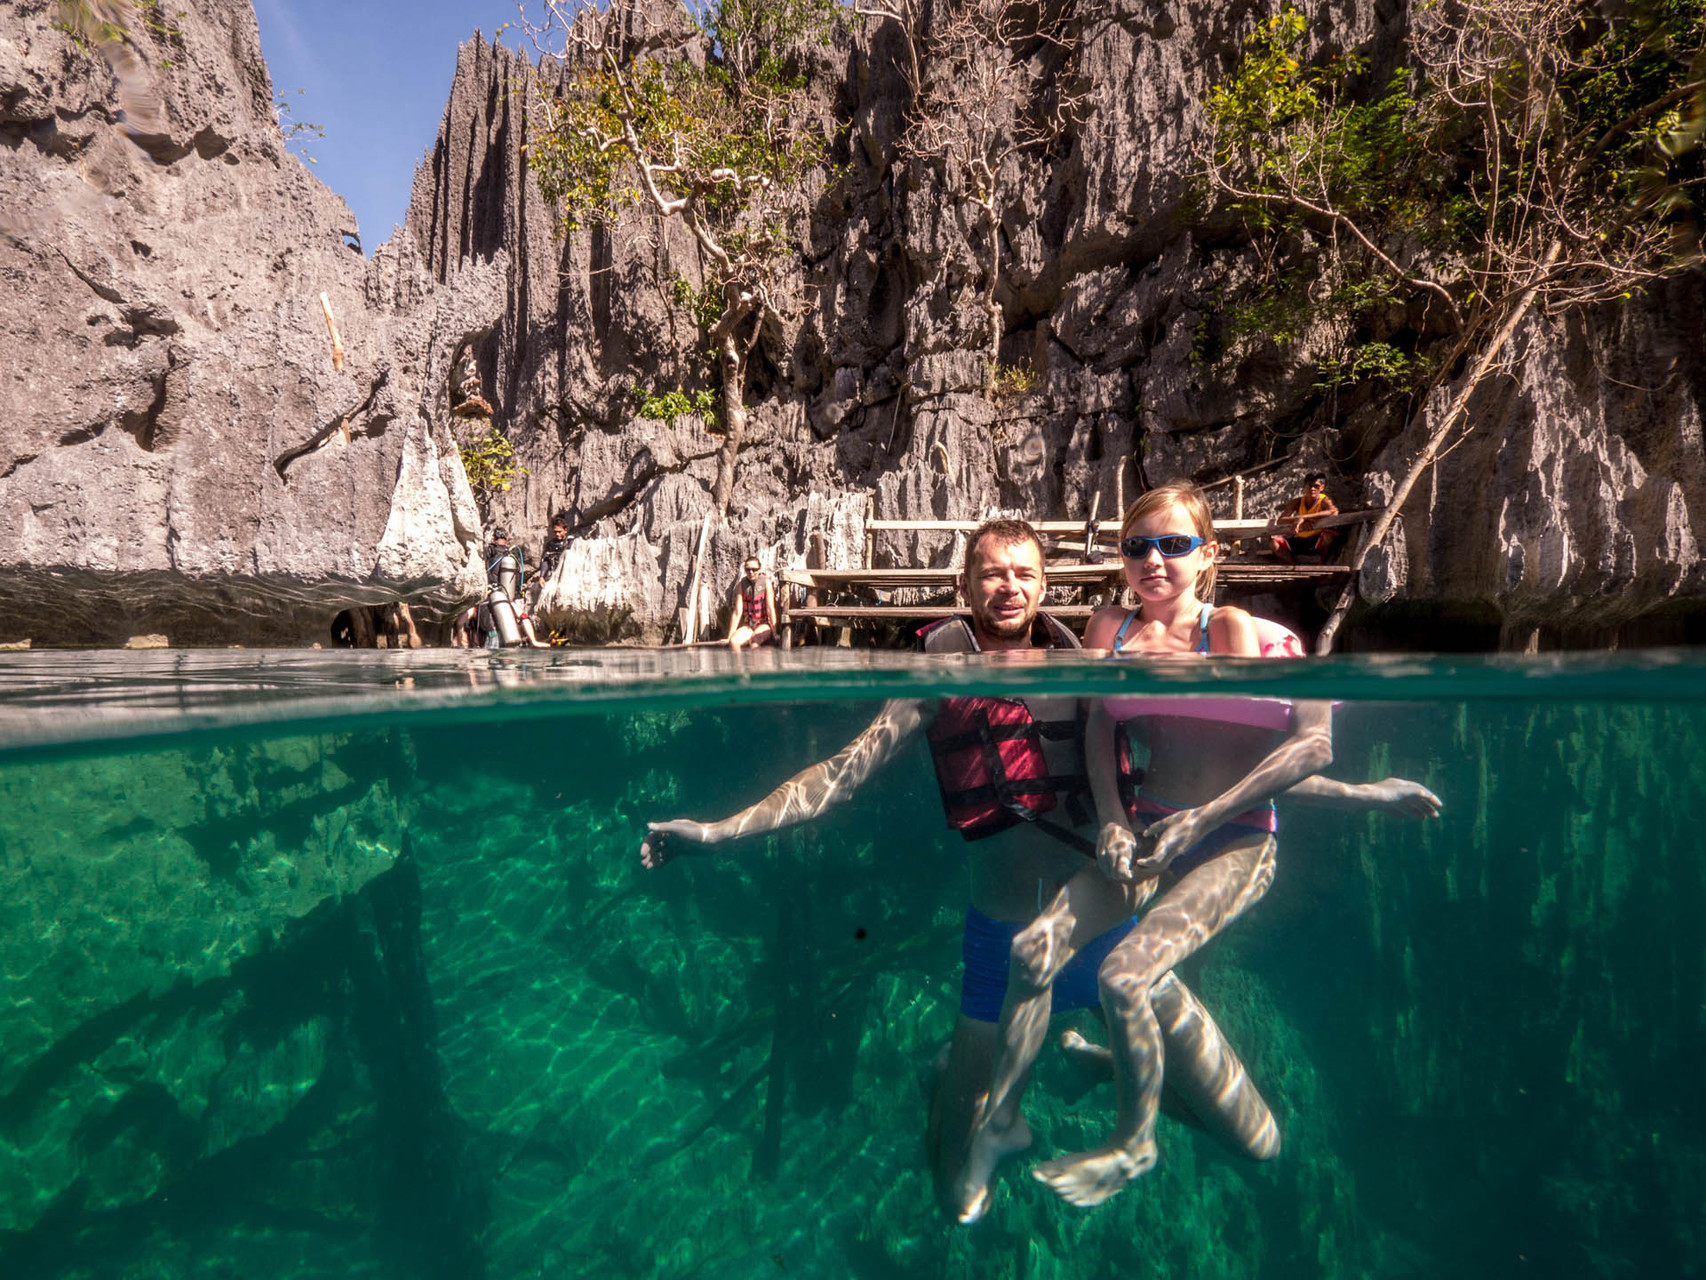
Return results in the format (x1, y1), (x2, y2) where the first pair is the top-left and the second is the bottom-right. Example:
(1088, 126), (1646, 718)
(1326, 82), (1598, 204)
(2, 0), (1702, 650)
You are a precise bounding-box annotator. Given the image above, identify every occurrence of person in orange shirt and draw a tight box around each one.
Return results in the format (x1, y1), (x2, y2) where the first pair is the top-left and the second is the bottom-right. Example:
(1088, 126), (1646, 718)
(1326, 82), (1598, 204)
(1271, 473), (1340, 563)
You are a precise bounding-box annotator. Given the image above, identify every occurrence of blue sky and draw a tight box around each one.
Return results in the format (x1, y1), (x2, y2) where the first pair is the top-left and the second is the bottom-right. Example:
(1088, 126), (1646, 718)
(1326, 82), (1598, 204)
(250, 0), (530, 251)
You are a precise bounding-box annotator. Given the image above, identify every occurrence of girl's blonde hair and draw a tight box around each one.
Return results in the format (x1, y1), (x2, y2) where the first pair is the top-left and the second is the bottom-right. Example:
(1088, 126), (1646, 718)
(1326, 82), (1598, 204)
(1120, 482), (1219, 600)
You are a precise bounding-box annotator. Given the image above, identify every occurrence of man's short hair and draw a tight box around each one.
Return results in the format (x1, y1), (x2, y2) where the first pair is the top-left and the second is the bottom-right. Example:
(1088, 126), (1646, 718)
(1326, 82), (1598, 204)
(1305, 472), (1327, 486)
(551, 512), (569, 528)
(964, 518), (1044, 578)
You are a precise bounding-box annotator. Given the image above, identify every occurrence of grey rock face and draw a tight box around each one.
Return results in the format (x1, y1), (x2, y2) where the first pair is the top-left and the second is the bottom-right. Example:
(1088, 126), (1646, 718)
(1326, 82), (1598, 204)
(0, 0), (493, 645)
(419, 9), (1705, 646)
(2, 0), (1701, 646)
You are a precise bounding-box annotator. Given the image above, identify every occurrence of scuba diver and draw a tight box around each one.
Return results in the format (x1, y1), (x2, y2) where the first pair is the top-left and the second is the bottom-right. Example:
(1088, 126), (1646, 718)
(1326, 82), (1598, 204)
(534, 512), (572, 619)
(638, 518), (1439, 1221)
(483, 528), (551, 649)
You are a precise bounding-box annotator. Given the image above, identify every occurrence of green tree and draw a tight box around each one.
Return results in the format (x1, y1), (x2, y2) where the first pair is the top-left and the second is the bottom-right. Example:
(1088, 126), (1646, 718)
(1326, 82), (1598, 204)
(524, 0), (834, 517)
(458, 428), (526, 511)
(1201, 1), (1705, 649)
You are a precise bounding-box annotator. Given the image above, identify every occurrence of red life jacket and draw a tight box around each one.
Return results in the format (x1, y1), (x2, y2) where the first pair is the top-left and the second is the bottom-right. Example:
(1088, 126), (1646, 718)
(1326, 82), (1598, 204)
(739, 574), (770, 628)
(926, 698), (1086, 839)
(919, 615), (1091, 848)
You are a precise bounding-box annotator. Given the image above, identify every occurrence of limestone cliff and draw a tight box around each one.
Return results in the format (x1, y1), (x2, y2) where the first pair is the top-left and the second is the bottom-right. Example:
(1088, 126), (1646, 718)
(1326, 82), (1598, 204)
(2, 0), (1702, 647)
(0, 0), (496, 645)
(417, 4), (1706, 648)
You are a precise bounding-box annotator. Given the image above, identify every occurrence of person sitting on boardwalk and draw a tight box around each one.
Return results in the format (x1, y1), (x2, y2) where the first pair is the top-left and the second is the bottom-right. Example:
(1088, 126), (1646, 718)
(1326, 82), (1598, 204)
(1271, 473), (1340, 563)
(728, 556), (778, 649)
(639, 518), (1436, 1222)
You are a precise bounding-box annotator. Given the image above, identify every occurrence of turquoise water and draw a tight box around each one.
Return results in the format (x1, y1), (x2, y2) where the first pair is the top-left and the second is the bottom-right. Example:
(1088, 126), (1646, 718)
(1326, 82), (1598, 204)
(1, 650), (1702, 1278)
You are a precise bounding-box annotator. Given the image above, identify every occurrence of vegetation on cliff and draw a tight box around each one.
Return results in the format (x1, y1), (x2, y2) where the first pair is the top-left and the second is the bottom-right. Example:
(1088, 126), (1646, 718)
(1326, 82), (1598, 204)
(524, 0), (836, 517)
(1200, 0), (1706, 647)
(859, 0), (1085, 382)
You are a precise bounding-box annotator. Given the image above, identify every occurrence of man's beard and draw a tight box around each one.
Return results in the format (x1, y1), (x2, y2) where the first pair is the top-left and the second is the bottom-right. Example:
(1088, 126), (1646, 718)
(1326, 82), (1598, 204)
(972, 601), (1035, 640)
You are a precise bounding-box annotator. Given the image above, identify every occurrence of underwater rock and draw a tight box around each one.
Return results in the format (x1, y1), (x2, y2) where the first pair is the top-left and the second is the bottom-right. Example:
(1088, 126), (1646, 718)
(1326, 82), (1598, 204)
(0, 732), (482, 1278)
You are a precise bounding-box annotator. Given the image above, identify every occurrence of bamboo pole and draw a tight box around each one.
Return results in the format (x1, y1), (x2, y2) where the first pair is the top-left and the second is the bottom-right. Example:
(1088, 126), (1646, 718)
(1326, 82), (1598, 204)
(682, 512), (712, 644)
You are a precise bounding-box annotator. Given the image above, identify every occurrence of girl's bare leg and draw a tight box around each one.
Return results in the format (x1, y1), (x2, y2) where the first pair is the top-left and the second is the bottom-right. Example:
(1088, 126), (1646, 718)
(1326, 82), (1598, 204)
(953, 868), (1148, 1221)
(1035, 836), (1277, 1207)
(1057, 972), (1280, 1162)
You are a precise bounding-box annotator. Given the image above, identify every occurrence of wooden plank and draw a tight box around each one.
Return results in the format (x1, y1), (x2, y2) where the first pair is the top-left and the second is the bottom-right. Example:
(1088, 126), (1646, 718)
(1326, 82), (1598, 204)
(865, 519), (1089, 533)
(865, 517), (1277, 538)
(862, 510), (1382, 540)
(778, 564), (1124, 589)
(1226, 509), (1386, 539)
(788, 606), (1099, 621)
(1221, 562), (1355, 576)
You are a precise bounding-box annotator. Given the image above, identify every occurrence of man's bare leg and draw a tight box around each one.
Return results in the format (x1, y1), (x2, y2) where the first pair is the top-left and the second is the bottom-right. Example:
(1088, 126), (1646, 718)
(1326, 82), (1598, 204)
(931, 1014), (1032, 1223)
(1060, 972), (1280, 1161)
(970, 868), (1153, 1151)
(1035, 836), (1277, 1207)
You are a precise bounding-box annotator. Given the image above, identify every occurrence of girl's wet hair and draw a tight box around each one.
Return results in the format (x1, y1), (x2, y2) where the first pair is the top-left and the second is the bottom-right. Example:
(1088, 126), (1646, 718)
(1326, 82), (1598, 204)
(1120, 483), (1218, 600)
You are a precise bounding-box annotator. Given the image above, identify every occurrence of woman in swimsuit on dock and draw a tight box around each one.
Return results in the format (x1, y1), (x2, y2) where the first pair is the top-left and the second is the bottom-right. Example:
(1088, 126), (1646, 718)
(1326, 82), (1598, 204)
(967, 482), (1343, 1210)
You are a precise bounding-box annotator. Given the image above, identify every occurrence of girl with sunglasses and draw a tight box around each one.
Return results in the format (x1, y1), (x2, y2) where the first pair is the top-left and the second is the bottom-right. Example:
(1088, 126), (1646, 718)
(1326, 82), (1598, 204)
(966, 482), (1340, 1209)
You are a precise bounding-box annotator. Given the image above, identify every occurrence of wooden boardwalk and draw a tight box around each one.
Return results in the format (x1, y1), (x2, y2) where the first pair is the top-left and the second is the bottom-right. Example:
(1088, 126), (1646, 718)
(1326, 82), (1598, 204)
(781, 510), (1374, 631)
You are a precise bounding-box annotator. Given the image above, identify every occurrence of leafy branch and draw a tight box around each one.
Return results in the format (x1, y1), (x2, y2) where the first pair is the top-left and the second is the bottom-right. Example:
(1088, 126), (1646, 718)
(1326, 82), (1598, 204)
(524, 0), (834, 515)
(1200, 1), (1706, 649)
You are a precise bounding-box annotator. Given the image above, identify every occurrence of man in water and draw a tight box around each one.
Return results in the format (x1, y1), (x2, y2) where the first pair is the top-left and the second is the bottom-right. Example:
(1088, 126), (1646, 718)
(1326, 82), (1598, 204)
(640, 519), (1436, 1219)
(1271, 473), (1341, 563)
(727, 556), (778, 649)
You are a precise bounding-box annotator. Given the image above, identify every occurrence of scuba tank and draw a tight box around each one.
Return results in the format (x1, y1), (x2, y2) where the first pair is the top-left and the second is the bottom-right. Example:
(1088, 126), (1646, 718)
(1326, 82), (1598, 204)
(484, 536), (525, 648)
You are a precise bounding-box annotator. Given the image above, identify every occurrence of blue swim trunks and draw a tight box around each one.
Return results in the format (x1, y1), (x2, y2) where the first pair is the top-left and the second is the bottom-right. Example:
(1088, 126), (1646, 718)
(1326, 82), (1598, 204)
(959, 907), (1138, 1023)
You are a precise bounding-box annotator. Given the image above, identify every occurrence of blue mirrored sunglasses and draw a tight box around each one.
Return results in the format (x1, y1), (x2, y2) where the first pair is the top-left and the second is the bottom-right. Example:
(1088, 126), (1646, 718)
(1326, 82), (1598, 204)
(1119, 534), (1208, 559)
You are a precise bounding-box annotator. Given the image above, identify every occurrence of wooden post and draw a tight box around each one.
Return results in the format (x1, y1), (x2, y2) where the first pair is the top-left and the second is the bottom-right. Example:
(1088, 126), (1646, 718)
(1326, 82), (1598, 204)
(1081, 489), (1102, 565)
(319, 292), (345, 373)
(1233, 475), (1245, 521)
(806, 529), (827, 648)
(682, 512), (711, 644)
(863, 492), (875, 570)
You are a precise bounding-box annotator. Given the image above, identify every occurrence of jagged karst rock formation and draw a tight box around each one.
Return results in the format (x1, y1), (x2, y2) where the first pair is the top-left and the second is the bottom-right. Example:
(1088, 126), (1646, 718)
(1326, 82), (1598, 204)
(1, 0), (1701, 646)
(418, 1), (1706, 647)
(0, 0), (496, 645)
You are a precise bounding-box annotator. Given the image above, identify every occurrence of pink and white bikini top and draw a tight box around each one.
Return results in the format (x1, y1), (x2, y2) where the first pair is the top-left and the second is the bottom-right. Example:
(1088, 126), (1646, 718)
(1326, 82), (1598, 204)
(1104, 604), (1303, 729)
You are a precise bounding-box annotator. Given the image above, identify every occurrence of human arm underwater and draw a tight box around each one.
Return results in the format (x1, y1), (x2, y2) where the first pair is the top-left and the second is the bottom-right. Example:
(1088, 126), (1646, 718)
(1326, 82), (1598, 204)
(1284, 775), (1442, 818)
(639, 698), (928, 868)
(1099, 700), (1336, 882)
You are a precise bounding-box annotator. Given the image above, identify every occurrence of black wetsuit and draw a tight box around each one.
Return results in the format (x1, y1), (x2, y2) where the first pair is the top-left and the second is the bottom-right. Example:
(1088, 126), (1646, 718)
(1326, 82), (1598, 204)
(540, 532), (571, 581)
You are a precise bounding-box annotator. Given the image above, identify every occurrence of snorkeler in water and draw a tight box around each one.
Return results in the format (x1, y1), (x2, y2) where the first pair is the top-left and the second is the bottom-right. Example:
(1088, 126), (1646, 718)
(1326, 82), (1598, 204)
(640, 517), (1437, 1222)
